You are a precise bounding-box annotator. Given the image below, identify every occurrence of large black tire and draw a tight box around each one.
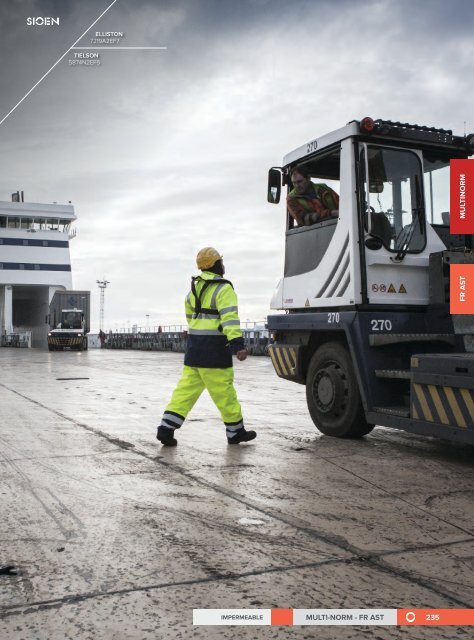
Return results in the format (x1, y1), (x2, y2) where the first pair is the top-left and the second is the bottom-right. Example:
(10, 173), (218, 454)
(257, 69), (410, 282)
(306, 341), (374, 438)
(83, 337), (88, 351)
(48, 344), (55, 351)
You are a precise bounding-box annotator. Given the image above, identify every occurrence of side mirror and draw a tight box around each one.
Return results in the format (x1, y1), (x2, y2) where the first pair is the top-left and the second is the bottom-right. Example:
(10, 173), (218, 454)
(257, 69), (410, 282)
(369, 179), (384, 193)
(267, 168), (281, 204)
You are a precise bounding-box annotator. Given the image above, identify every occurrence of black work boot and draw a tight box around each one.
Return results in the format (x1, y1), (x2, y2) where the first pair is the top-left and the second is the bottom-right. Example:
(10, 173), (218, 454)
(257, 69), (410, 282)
(227, 429), (257, 445)
(157, 425), (177, 446)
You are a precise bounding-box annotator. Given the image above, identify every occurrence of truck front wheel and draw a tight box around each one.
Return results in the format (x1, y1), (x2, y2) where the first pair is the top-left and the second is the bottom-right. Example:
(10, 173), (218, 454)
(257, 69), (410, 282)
(306, 342), (374, 438)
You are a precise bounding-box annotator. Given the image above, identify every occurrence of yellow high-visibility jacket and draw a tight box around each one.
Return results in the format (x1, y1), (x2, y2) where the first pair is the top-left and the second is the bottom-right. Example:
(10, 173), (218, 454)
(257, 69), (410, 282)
(184, 270), (245, 368)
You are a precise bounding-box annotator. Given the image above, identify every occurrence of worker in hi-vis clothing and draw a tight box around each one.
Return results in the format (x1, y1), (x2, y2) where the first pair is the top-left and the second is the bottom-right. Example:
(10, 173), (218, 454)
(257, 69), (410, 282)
(157, 247), (257, 447)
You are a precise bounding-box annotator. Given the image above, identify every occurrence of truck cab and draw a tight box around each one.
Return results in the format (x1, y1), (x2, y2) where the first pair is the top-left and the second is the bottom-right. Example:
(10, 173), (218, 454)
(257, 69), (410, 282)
(47, 290), (90, 351)
(267, 117), (474, 444)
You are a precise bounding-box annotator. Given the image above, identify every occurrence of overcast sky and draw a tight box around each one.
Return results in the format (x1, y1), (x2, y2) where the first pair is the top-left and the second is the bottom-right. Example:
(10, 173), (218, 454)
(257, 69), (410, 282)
(1, 0), (473, 331)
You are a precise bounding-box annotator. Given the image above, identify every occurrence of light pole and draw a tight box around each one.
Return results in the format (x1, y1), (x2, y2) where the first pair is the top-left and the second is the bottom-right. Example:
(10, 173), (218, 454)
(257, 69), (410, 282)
(96, 279), (110, 332)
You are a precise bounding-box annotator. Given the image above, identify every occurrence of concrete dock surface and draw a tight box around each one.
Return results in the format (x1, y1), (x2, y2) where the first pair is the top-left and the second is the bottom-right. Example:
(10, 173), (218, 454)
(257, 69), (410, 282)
(0, 349), (473, 640)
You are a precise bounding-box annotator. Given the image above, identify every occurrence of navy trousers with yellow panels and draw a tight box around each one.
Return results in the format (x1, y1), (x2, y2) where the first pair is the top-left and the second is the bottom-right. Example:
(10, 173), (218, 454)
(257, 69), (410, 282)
(160, 365), (244, 439)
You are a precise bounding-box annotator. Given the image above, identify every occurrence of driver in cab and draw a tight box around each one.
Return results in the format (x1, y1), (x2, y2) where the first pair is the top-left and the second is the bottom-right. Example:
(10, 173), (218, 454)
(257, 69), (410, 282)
(287, 165), (339, 226)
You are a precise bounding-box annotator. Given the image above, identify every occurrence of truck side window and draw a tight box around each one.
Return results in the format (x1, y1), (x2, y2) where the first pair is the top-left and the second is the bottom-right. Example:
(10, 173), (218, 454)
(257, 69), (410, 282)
(286, 150), (341, 230)
(423, 156), (450, 225)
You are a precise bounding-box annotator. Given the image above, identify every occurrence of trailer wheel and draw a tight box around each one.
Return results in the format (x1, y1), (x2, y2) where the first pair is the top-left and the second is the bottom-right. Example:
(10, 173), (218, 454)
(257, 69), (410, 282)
(306, 342), (374, 438)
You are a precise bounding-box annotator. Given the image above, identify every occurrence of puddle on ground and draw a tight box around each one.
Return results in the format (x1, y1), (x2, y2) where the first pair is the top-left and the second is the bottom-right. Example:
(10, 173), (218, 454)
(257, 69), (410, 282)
(238, 517), (266, 526)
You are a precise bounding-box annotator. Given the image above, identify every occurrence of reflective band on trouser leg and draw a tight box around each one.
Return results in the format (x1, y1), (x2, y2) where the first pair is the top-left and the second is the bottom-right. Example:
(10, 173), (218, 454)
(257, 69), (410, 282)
(161, 411), (185, 430)
(224, 419), (244, 438)
(162, 366), (206, 427)
(199, 367), (243, 435)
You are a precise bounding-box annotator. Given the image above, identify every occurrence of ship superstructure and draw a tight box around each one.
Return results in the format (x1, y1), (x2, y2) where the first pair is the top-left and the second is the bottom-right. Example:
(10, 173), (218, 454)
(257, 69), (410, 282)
(0, 196), (76, 347)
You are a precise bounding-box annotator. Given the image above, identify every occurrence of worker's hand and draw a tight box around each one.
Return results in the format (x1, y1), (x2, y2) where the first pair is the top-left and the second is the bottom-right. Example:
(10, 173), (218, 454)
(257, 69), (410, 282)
(236, 349), (248, 361)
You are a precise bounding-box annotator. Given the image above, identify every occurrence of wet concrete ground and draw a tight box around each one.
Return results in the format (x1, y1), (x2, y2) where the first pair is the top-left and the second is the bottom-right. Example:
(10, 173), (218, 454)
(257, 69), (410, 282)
(0, 349), (473, 640)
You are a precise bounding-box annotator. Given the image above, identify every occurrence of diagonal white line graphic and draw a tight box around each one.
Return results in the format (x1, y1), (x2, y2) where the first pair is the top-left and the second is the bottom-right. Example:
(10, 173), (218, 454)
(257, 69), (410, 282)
(0, 0), (119, 126)
(72, 47), (167, 50)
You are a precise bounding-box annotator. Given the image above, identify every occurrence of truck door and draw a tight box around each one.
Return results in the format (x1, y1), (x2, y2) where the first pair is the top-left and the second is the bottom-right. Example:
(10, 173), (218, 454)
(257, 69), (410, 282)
(359, 144), (445, 306)
(279, 141), (360, 309)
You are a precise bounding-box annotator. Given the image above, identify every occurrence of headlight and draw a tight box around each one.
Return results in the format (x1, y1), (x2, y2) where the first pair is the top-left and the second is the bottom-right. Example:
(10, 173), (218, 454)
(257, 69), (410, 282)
(48, 333), (52, 336)
(77, 333), (82, 337)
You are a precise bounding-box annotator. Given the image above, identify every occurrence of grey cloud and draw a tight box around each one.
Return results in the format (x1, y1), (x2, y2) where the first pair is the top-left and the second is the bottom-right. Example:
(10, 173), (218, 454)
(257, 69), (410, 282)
(1, 0), (473, 329)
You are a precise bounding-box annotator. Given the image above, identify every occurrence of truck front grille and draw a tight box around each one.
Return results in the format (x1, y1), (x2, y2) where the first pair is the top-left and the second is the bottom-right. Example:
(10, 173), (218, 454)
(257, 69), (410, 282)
(49, 337), (82, 346)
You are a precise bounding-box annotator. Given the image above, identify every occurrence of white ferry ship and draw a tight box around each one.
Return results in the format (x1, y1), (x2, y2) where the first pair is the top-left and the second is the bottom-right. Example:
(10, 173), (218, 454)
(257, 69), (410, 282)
(0, 193), (76, 347)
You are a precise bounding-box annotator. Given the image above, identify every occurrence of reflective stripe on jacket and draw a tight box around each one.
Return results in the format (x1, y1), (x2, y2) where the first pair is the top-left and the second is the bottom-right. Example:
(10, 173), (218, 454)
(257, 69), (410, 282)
(184, 270), (244, 368)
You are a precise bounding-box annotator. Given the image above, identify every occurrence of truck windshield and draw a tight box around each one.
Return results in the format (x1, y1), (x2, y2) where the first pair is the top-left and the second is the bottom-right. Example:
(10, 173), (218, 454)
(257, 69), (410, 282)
(361, 146), (425, 253)
(61, 312), (82, 329)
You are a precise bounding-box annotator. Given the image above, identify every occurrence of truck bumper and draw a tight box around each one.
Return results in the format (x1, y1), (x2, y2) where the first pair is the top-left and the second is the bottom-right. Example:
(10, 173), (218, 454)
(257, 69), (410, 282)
(268, 344), (305, 384)
(48, 337), (83, 347)
(411, 353), (474, 431)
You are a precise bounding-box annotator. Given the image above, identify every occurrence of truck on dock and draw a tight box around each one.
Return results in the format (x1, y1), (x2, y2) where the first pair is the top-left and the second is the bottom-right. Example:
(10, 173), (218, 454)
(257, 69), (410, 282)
(267, 117), (474, 444)
(47, 290), (90, 351)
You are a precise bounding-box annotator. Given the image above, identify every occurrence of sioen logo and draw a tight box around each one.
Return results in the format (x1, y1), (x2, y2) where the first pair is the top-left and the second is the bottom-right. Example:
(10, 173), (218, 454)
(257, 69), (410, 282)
(26, 17), (60, 26)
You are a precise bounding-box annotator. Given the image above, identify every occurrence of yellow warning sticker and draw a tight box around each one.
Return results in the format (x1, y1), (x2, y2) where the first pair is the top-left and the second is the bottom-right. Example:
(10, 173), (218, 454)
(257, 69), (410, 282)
(399, 284), (407, 294)
(305, 298), (310, 307)
(388, 283), (396, 293)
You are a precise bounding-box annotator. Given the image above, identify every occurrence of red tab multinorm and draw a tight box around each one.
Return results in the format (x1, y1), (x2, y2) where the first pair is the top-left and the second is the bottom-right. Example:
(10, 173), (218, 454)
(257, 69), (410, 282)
(450, 159), (474, 234)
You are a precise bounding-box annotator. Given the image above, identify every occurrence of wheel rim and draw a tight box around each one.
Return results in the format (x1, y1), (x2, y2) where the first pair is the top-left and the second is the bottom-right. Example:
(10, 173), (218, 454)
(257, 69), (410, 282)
(312, 362), (348, 416)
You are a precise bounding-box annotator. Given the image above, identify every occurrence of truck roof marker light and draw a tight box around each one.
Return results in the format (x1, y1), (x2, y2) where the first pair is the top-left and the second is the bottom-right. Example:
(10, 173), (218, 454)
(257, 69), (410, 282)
(360, 117), (375, 133)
